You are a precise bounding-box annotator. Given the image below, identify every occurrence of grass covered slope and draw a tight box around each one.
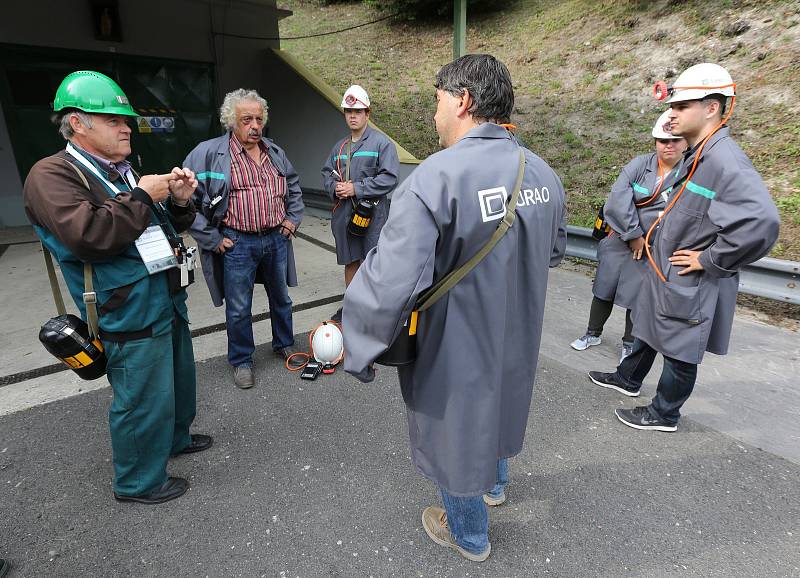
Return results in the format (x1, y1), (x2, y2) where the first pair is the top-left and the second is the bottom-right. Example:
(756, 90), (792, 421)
(280, 0), (800, 259)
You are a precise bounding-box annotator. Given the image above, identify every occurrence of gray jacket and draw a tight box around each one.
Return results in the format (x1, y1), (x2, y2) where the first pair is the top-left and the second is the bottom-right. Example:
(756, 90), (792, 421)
(321, 126), (399, 264)
(594, 153), (677, 308)
(633, 127), (780, 363)
(343, 123), (567, 495)
(183, 133), (304, 307)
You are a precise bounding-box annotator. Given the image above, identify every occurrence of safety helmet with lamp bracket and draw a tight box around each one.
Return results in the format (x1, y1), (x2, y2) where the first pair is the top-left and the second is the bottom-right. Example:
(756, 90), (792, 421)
(652, 109), (682, 139)
(54, 70), (138, 116)
(341, 84), (370, 109)
(652, 63), (735, 103)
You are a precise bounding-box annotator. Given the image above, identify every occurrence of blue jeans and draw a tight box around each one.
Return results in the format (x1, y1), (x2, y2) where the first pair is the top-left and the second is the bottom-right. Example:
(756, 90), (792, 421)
(438, 458), (507, 555)
(486, 458), (508, 500)
(615, 338), (698, 425)
(222, 227), (294, 368)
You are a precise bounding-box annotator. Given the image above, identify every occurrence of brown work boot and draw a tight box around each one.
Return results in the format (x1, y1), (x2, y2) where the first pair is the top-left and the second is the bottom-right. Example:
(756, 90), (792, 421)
(421, 506), (491, 562)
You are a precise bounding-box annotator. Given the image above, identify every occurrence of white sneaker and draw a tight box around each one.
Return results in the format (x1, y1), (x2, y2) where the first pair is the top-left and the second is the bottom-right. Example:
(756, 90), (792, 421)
(483, 491), (506, 506)
(570, 334), (602, 351)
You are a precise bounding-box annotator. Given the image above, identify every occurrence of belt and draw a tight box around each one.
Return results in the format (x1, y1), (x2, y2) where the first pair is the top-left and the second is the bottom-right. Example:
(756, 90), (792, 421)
(100, 326), (153, 343)
(224, 225), (280, 237)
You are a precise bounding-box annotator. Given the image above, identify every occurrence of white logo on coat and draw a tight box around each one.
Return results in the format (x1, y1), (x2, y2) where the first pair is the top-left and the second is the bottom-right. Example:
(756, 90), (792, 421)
(478, 185), (551, 223)
(478, 186), (508, 223)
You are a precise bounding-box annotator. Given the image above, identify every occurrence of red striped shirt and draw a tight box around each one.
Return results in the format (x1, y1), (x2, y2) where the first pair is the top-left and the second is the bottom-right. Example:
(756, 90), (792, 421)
(224, 134), (287, 232)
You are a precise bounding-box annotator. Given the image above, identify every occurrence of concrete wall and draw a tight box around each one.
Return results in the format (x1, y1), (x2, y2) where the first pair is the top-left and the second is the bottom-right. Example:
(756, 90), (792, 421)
(262, 50), (418, 200)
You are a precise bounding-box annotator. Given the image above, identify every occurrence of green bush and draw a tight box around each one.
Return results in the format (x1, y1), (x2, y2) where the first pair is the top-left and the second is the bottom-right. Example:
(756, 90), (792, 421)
(365, 0), (507, 20)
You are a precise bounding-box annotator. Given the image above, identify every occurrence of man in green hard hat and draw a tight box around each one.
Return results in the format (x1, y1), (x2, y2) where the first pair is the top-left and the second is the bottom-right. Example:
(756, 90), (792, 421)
(23, 71), (213, 504)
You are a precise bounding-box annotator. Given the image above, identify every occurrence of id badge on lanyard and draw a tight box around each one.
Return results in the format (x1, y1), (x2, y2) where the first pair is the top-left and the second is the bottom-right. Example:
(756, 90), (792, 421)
(66, 143), (179, 275)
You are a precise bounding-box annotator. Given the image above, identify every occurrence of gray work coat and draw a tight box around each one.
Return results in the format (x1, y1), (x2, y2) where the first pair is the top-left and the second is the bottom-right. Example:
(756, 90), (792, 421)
(632, 127), (779, 364)
(321, 126), (399, 264)
(595, 153), (678, 309)
(182, 134), (304, 307)
(343, 123), (567, 495)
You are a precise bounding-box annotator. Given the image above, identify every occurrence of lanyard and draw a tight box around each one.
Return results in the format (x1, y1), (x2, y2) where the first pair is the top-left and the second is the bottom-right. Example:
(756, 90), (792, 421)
(66, 143), (137, 194)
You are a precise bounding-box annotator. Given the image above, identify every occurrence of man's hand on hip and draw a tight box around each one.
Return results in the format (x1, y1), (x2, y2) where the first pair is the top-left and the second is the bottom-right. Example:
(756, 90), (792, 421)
(279, 219), (296, 238)
(669, 249), (704, 275)
(215, 237), (235, 254)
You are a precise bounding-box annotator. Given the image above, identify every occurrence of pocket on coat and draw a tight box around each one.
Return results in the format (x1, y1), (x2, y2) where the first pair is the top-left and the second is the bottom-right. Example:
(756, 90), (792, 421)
(656, 280), (701, 324)
(661, 205), (705, 244)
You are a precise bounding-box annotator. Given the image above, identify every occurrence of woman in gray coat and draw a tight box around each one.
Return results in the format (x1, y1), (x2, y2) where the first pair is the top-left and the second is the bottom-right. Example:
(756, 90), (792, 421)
(571, 111), (686, 361)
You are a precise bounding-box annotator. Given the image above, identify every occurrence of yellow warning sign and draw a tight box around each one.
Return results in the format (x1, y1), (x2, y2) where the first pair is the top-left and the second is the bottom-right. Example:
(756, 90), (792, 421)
(137, 117), (152, 134)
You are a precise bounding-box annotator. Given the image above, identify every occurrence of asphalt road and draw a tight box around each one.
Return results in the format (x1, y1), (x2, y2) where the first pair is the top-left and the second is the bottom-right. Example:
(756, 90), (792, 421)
(2, 340), (798, 577)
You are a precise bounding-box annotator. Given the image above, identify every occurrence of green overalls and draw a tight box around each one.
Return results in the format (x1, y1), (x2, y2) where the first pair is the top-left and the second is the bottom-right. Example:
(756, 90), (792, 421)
(35, 157), (196, 496)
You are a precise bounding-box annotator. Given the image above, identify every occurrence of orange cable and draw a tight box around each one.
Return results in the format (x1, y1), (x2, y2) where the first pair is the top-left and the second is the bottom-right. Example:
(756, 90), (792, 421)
(644, 97), (736, 282)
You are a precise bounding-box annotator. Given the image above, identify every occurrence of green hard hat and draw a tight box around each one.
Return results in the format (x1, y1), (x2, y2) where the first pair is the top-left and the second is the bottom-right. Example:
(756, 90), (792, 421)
(53, 70), (137, 116)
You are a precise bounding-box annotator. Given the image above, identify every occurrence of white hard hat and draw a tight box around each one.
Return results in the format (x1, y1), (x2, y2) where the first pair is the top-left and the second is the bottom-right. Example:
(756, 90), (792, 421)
(342, 85), (370, 109)
(665, 63), (735, 103)
(311, 322), (344, 364)
(652, 110), (681, 139)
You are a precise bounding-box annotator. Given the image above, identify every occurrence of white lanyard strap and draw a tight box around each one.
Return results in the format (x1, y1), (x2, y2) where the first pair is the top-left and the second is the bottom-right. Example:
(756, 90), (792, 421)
(65, 143), (137, 194)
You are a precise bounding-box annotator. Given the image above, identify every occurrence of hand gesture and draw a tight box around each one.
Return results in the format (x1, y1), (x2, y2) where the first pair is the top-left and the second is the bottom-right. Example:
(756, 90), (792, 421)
(335, 181), (355, 199)
(168, 167), (198, 205)
(137, 174), (172, 203)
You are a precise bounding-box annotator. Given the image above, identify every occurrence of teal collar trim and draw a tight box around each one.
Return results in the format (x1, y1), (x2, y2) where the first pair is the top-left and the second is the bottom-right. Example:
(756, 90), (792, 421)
(686, 180), (716, 199)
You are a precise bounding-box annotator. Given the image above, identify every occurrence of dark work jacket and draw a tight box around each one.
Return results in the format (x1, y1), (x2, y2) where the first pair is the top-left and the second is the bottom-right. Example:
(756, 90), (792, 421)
(24, 149), (195, 336)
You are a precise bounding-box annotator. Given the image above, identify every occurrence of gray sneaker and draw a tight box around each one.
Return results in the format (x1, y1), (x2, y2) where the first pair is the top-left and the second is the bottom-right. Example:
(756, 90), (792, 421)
(570, 333), (602, 351)
(233, 366), (254, 389)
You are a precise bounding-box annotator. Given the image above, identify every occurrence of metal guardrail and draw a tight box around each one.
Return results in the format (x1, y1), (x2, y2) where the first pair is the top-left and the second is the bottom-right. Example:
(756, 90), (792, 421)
(565, 226), (800, 305)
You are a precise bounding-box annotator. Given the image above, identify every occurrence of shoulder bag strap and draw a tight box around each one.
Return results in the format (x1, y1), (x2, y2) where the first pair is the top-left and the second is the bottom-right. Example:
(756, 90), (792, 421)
(41, 244), (66, 316)
(58, 158), (100, 337)
(417, 147), (526, 312)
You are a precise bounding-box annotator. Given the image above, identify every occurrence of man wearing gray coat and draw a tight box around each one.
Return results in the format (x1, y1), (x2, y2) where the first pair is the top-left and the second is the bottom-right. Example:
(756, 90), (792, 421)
(184, 89), (304, 389)
(589, 63), (780, 431)
(343, 55), (567, 561)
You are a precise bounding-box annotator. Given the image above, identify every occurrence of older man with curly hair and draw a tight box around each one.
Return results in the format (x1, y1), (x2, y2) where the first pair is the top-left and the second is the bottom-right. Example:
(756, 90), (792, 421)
(183, 89), (304, 389)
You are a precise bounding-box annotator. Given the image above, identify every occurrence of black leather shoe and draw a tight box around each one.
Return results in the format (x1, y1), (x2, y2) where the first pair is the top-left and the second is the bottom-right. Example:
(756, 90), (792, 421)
(274, 347), (295, 361)
(0, 558), (10, 578)
(173, 434), (213, 456)
(114, 477), (189, 504)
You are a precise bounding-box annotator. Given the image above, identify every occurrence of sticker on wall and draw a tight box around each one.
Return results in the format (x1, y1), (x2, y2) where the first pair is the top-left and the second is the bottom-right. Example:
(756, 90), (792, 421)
(136, 116), (175, 134)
